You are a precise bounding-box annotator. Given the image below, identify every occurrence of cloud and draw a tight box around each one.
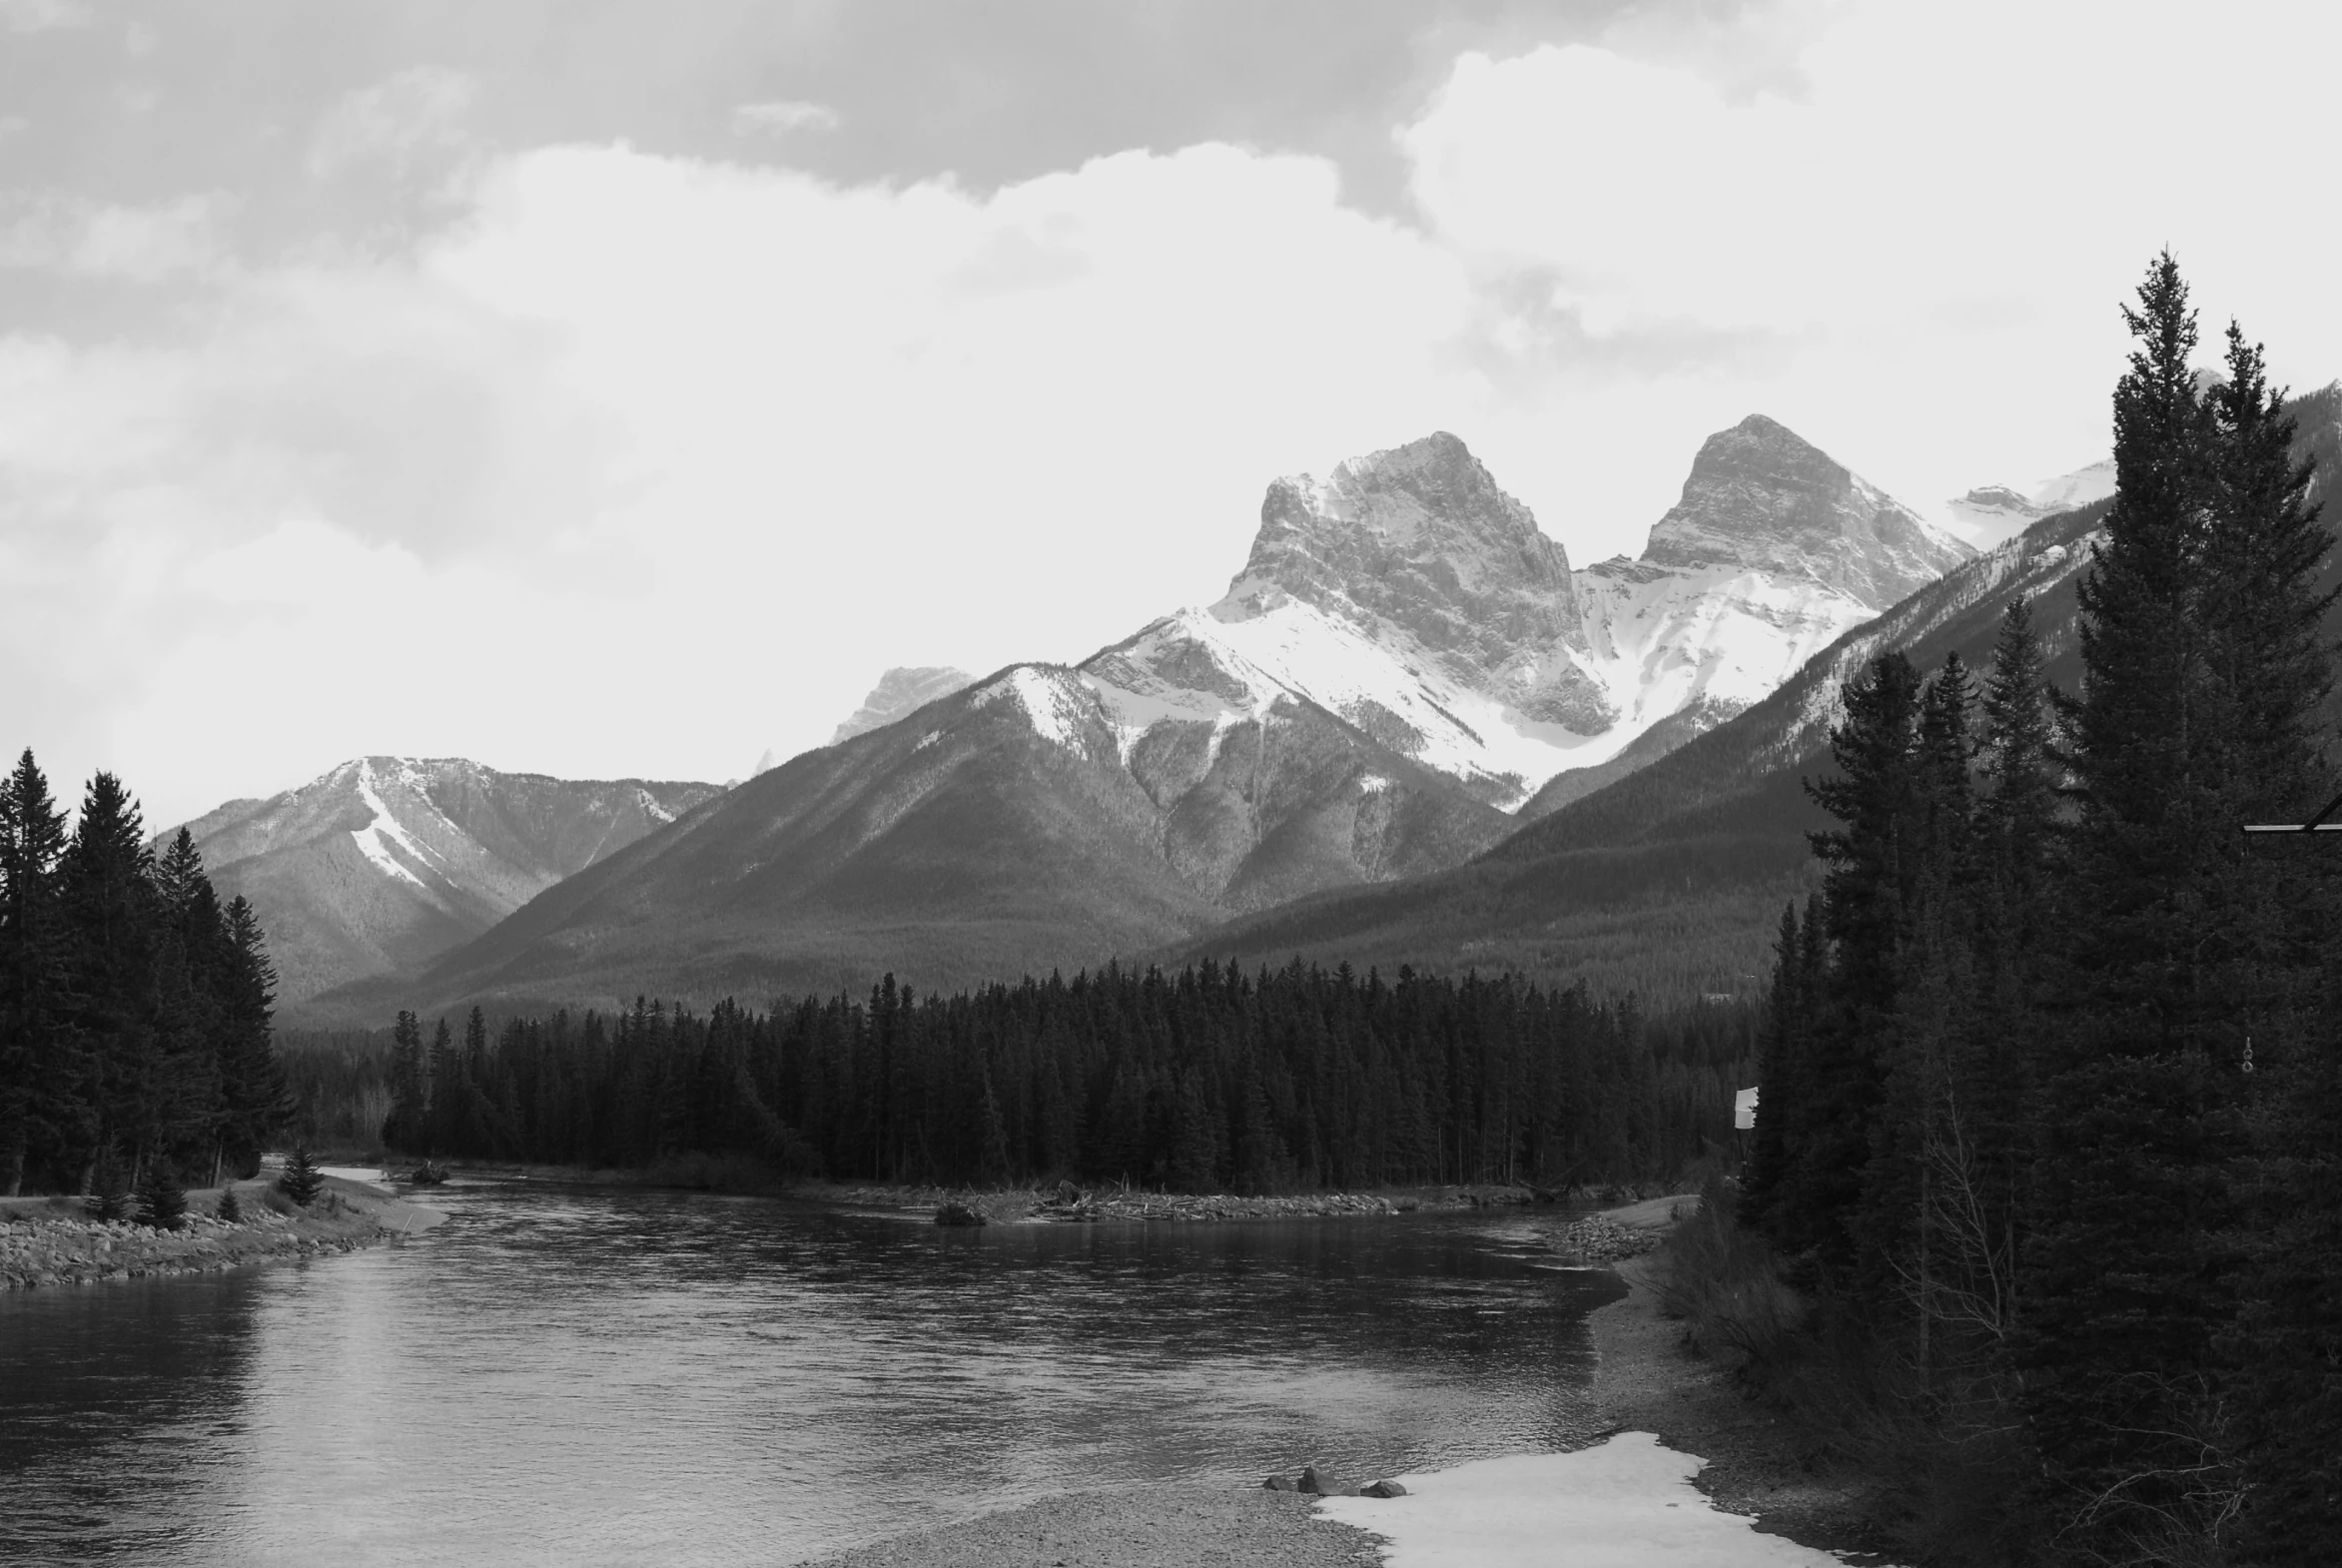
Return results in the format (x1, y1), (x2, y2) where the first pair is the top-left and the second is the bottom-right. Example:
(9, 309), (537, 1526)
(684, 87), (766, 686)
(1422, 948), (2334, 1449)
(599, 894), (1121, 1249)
(10, 0), (2342, 832)
(308, 66), (478, 180)
(0, 0), (87, 32)
(0, 193), (230, 282)
(731, 99), (841, 137)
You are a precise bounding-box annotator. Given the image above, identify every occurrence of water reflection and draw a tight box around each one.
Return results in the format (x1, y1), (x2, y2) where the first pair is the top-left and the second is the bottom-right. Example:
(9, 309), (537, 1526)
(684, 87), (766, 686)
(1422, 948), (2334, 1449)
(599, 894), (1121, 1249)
(1, 1183), (1619, 1566)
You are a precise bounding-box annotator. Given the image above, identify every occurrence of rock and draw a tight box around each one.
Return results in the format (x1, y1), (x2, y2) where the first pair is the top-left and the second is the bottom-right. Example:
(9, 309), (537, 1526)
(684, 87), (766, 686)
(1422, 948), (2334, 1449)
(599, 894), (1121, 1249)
(1360, 1479), (1408, 1498)
(934, 1199), (989, 1227)
(1298, 1466), (1345, 1496)
(1261, 1475), (1297, 1492)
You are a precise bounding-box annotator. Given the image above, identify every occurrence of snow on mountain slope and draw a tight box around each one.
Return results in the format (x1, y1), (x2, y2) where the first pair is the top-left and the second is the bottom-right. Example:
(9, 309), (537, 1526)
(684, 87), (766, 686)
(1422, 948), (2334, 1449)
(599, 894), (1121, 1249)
(171, 758), (724, 1006)
(1078, 423), (1967, 815)
(1948, 457), (2118, 547)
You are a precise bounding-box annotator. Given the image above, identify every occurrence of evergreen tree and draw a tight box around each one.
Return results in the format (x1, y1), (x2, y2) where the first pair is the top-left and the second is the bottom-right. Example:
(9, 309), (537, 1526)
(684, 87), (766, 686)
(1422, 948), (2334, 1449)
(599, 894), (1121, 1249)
(0, 749), (72, 1195)
(1777, 650), (1924, 1272)
(217, 1182), (242, 1222)
(2017, 253), (2323, 1553)
(2198, 326), (2342, 1561)
(278, 1145), (326, 1206)
(384, 1010), (427, 1151)
(137, 1157), (188, 1231)
(214, 897), (286, 1176)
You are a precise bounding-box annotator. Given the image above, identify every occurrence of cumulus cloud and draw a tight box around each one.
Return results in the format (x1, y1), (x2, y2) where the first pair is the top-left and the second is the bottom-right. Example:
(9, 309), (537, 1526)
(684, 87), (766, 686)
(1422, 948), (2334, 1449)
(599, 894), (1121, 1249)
(308, 65), (478, 180)
(0, 0), (88, 32)
(9, 0), (2342, 830)
(731, 100), (841, 137)
(0, 193), (230, 282)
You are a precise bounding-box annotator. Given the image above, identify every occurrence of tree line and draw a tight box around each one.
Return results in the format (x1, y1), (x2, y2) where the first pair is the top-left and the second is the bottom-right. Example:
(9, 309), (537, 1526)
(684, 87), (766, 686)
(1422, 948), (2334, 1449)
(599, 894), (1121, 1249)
(379, 964), (1751, 1193)
(1746, 254), (2341, 1563)
(0, 751), (288, 1196)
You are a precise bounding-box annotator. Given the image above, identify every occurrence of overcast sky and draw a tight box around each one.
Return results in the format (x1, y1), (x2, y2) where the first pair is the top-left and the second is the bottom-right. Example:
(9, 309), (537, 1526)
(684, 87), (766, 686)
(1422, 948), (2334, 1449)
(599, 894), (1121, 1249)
(6, 0), (2341, 830)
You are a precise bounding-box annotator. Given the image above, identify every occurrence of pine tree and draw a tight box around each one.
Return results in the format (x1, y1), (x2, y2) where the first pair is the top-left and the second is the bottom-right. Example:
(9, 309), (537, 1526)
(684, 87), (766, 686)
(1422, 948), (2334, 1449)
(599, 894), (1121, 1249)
(1743, 900), (1806, 1230)
(1776, 651), (1924, 1273)
(0, 749), (72, 1195)
(137, 1157), (188, 1231)
(2018, 253), (2311, 1552)
(384, 1010), (427, 1151)
(278, 1145), (326, 1207)
(214, 897), (287, 1176)
(2197, 325), (2342, 1563)
(61, 773), (160, 1192)
(217, 1182), (242, 1222)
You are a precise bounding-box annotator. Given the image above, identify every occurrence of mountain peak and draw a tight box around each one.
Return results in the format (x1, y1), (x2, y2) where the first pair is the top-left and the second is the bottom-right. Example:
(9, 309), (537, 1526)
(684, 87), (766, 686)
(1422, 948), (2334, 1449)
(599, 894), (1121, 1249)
(832, 666), (976, 745)
(1214, 432), (1611, 731)
(1641, 413), (1970, 609)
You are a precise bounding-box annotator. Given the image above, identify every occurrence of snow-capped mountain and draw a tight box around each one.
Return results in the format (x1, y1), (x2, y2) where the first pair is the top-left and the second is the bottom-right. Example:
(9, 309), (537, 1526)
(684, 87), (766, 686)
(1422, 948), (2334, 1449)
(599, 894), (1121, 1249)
(1947, 457), (2119, 547)
(343, 418), (1976, 1019)
(1083, 420), (1967, 818)
(169, 758), (724, 1005)
(832, 666), (976, 744)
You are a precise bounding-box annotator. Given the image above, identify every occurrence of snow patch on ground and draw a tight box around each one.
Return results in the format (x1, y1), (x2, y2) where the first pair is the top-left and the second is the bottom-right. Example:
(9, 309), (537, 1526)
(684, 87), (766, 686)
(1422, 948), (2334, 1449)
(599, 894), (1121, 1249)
(348, 761), (439, 890)
(973, 666), (1090, 752)
(1314, 1433), (1875, 1568)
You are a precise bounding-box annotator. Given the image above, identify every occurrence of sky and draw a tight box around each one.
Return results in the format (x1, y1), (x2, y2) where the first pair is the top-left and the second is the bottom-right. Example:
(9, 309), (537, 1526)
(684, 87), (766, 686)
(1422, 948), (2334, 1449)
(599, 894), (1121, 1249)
(6, 0), (2341, 831)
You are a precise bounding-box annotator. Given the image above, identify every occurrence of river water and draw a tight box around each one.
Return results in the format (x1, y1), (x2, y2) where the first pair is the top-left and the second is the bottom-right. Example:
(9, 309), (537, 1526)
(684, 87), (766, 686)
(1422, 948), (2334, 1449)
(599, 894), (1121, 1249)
(0, 1180), (1620, 1566)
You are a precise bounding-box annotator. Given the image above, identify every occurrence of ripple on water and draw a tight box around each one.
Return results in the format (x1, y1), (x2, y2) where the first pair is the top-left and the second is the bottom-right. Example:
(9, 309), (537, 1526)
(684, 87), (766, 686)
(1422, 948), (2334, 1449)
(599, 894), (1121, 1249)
(0, 1183), (1621, 1566)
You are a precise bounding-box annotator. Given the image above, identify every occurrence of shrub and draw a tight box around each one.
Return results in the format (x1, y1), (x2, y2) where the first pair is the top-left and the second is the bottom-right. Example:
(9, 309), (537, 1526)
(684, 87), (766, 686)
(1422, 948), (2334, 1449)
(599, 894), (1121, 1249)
(277, 1147), (326, 1207)
(1652, 1177), (2048, 1567)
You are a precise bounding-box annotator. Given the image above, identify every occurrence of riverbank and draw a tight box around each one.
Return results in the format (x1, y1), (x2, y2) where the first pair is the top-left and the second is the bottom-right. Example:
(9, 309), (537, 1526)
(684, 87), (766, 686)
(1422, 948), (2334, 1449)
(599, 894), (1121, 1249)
(789, 1192), (1744, 1568)
(0, 1175), (445, 1290)
(809, 1176), (1668, 1229)
(1585, 1250), (1889, 1558)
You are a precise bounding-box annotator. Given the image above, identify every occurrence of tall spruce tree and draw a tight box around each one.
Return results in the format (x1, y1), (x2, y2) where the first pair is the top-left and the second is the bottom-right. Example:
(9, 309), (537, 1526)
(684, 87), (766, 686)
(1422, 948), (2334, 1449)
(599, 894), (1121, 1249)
(2198, 325), (2342, 1561)
(0, 750), (72, 1195)
(1774, 650), (1924, 1273)
(2017, 253), (2332, 1553)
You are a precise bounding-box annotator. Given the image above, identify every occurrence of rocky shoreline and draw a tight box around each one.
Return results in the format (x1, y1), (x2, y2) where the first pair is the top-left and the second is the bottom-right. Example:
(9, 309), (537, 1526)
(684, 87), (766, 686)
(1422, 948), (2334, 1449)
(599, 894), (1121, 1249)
(0, 1176), (445, 1291)
(819, 1177), (1670, 1230)
(1583, 1237), (1881, 1555)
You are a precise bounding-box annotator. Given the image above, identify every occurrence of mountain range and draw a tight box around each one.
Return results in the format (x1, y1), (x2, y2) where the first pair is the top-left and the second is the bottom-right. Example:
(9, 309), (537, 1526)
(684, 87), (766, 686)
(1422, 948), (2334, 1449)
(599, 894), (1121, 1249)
(253, 414), (1981, 1021)
(186, 380), (2337, 1029)
(1186, 383), (2342, 998)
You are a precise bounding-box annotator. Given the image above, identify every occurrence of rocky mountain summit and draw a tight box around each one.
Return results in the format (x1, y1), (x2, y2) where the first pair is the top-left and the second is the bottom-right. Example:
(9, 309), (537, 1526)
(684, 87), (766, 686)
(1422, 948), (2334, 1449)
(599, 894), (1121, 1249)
(1638, 414), (1968, 607)
(831, 666), (975, 744)
(1224, 432), (1610, 732)
(1090, 421), (1965, 815)
(171, 758), (723, 1005)
(1947, 457), (2118, 547)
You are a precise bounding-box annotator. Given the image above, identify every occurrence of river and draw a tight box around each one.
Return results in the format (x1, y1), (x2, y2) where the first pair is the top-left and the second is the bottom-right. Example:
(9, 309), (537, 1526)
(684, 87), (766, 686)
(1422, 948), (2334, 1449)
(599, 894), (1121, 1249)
(0, 1179), (1621, 1565)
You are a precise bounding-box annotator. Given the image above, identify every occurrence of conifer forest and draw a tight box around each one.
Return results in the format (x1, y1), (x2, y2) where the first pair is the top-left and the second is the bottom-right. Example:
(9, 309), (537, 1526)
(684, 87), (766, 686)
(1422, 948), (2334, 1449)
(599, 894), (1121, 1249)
(1744, 256), (2342, 1564)
(373, 969), (1750, 1194)
(0, 752), (287, 1196)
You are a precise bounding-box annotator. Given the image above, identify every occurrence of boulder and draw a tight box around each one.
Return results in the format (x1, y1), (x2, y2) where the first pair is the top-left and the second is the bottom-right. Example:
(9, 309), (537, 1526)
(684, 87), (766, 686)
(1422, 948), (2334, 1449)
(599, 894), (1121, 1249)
(1298, 1466), (1345, 1496)
(1261, 1475), (1297, 1492)
(1360, 1479), (1408, 1498)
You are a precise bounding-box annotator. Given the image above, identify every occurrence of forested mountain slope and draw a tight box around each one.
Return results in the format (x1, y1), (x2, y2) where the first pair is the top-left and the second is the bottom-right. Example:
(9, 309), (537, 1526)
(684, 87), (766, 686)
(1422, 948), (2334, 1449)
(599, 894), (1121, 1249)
(299, 666), (1509, 1022)
(171, 759), (724, 1007)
